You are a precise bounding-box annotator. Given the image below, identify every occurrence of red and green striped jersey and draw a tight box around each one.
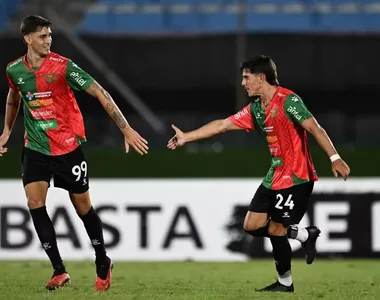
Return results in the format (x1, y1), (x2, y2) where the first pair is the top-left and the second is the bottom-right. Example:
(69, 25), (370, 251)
(229, 87), (318, 190)
(6, 52), (94, 156)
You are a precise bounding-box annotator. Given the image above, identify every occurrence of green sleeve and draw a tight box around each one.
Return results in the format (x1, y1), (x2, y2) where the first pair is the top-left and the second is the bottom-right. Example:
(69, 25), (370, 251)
(284, 94), (313, 125)
(66, 59), (95, 91)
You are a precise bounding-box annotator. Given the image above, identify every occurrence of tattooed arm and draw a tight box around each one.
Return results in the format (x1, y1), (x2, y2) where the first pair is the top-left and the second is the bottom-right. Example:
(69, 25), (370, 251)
(85, 81), (148, 154)
(0, 88), (21, 155)
(3, 88), (21, 137)
(85, 81), (131, 131)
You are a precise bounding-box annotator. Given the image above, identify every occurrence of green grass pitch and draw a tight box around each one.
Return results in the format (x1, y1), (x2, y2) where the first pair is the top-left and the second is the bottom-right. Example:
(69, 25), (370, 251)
(0, 259), (379, 299)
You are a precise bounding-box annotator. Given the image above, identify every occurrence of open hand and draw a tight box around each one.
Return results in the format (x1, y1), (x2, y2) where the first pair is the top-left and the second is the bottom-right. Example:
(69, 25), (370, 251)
(167, 124), (186, 150)
(124, 127), (148, 155)
(0, 134), (9, 157)
(332, 159), (350, 181)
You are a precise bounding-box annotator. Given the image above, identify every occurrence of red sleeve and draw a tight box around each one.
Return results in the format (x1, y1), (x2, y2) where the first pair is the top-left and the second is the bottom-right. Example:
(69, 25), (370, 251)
(6, 70), (19, 92)
(228, 104), (255, 132)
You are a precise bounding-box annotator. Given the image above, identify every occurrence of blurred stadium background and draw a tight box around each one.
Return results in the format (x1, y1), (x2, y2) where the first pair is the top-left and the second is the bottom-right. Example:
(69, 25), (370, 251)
(0, 2), (379, 295)
(1, 0), (379, 177)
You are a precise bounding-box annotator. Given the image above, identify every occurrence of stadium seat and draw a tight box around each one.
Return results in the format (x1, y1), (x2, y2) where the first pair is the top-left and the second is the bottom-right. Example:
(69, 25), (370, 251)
(199, 12), (238, 33)
(317, 13), (380, 32)
(78, 0), (380, 34)
(80, 12), (111, 33)
(0, 0), (22, 30)
(110, 12), (165, 33)
(167, 12), (200, 32)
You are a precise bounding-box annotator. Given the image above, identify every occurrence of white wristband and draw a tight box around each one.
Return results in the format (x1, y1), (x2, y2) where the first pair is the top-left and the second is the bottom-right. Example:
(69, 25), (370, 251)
(330, 154), (340, 163)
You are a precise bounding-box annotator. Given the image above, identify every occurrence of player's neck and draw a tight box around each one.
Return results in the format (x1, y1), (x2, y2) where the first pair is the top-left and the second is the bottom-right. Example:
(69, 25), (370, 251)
(26, 49), (47, 69)
(261, 85), (278, 107)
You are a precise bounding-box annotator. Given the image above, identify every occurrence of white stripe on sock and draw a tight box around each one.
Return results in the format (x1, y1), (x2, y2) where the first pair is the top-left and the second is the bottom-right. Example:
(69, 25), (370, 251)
(296, 227), (309, 243)
(278, 270), (292, 286)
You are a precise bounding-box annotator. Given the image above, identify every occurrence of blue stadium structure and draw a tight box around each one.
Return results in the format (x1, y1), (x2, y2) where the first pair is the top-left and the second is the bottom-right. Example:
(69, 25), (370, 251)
(0, 0), (22, 30)
(78, 0), (380, 34)
(1, 1), (380, 33)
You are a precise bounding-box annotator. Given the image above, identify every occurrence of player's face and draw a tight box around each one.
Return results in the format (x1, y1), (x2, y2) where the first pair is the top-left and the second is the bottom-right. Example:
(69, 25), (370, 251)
(25, 26), (52, 57)
(241, 69), (264, 97)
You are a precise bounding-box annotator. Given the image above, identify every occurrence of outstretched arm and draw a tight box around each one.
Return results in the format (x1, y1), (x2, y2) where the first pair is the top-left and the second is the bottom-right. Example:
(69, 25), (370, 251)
(65, 59), (148, 154)
(185, 118), (242, 142)
(168, 104), (254, 150)
(85, 81), (148, 155)
(85, 81), (129, 131)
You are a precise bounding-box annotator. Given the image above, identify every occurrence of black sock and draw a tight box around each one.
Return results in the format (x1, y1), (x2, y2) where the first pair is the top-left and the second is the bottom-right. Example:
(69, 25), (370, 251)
(244, 222), (270, 237)
(29, 206), (65, 273)
(79, 207), (107, 260)
(270, 236), (292, 276)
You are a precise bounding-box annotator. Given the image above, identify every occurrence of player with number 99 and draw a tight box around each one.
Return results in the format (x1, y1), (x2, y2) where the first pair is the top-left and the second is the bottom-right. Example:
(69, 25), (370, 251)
(0, 15), (149, 292)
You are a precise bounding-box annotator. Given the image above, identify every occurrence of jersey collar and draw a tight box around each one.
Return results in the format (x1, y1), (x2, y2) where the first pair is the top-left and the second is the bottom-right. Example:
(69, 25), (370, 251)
(23, 52), (51, 73)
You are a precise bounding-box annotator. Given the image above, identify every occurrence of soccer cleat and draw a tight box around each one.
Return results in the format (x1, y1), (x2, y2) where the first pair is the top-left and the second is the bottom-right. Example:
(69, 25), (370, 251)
(302, 225), (321, 265)
(45, 272), (70, 291)
(94, 257), (113, 291)
(256, 280), (294, 292)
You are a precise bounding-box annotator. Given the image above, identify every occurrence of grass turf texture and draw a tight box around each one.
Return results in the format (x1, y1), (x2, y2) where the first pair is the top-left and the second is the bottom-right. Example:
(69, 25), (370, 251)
(0, 260), (378, 299)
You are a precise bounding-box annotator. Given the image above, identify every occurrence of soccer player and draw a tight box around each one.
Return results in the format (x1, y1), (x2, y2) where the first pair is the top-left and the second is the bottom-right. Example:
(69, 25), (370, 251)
(167, 54), (350, 292)
(0, 15), (148, 291)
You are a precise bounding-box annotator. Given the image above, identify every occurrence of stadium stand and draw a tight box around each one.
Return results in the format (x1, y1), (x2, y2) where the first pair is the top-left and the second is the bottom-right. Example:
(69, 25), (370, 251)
(0, 0), (22, 30)
(77, 0), (380, 34)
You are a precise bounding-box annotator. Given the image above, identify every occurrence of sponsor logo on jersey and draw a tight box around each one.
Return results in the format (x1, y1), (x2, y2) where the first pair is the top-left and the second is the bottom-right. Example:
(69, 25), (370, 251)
(9, 58), (22, 68)
(35, 120), (58, 130)
(34, 91), (52, 98)
(263, 126), (273, 133)
(50, 56), (64, 63)
(269, 147), (278, 156)
(17, 77), (25, 84)
(234, 108), (249, 119)
(42, 73), (58, 84)
(26, 92), (33, 101)
(266, 136), (278, 143)
(271, 157), (283, 167)
(26, 91), (53, 107)
(28, 99), (53, 107)
(70, 72), (87, 86)
(65, 137), (75, 144)
(287, 106), (302, 121)
(29, 109), (54, 118)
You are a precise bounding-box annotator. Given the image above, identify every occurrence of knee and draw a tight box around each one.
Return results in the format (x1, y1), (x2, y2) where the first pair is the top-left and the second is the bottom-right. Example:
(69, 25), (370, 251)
(27, 197), (45, 210)
(25, 183), (48, 210)
(268, 221), (288, 236)
(243, 222), (263, 232)
(243, 215), (267, 232)
(76, 201), (91, 216)
(70, 193), (92, 215)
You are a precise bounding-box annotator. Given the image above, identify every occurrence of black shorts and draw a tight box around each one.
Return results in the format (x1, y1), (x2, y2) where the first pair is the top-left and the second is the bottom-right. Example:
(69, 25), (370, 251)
(249, 181), (314, 226)
(21, 146), (89, 194)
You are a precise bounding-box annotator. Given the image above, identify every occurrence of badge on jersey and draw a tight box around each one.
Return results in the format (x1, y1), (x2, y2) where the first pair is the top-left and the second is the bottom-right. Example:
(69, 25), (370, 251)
(42, 73), (58, 84)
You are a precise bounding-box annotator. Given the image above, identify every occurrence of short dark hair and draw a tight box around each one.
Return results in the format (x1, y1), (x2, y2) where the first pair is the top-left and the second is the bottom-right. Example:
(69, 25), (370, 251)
(20, 15), (52, 36)
(240, 54), (279, 85)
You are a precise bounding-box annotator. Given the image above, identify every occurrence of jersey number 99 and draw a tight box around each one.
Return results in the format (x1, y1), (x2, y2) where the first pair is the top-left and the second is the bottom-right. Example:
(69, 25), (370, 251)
(71, 161), (87, 181)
